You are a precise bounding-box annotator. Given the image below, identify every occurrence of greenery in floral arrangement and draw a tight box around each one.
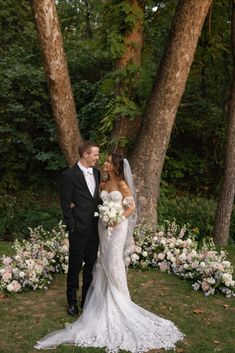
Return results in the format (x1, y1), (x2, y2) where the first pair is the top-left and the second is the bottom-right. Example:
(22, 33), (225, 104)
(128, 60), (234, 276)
(1, 221), (234, 299)
(0, 222), (68, 293)
(130, 221), (235, 298)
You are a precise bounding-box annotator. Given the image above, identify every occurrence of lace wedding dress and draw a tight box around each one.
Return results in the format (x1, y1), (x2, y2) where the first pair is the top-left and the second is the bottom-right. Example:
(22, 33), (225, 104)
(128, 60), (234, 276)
(34, 191), (184, 352)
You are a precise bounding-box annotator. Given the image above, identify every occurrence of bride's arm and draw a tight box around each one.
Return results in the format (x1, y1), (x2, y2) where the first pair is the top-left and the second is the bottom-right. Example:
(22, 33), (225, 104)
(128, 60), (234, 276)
(118, 181), (135, 219)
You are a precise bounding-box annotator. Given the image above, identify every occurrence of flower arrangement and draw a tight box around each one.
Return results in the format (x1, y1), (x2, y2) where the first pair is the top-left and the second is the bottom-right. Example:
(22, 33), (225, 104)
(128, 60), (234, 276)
(96, 200), (125, 236)
(0, 220), (234, 298)
(130, 221), (235, 297)
(0, 222), (68, 293)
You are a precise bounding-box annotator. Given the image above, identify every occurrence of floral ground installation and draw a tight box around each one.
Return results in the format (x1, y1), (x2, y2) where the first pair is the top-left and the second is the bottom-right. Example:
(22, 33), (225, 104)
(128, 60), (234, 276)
(0, 222), (68, 292)
(0, 221), (234, 297)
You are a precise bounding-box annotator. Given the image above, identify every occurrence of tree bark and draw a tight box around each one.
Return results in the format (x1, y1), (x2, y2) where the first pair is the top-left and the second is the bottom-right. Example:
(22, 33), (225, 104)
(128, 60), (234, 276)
(30, 0), (82, 166)
(129, 0), (212, 225)
(213, 0), (235, 246)
(111, 0), (144, 154)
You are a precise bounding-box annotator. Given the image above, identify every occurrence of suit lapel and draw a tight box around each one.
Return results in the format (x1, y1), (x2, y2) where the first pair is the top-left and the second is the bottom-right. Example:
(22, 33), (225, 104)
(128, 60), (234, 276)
(74, 163), (90, 193)
(93, 168), (99, 198)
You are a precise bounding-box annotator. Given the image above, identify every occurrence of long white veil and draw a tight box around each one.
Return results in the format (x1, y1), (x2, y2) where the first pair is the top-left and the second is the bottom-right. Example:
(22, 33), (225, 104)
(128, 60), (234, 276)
(123, 158), (138, 266)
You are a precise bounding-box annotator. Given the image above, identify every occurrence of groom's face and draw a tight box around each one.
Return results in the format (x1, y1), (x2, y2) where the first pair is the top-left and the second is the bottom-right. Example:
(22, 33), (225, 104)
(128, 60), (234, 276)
(85, 147), (99, 167)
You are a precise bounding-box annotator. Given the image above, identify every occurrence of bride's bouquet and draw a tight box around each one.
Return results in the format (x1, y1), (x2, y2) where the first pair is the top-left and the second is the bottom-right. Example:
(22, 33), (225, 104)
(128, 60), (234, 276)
(95, 200), (125, 237)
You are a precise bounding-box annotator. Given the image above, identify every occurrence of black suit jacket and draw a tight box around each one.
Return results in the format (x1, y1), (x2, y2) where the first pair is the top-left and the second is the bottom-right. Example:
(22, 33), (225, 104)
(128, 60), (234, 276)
(60, 163), (100, 234)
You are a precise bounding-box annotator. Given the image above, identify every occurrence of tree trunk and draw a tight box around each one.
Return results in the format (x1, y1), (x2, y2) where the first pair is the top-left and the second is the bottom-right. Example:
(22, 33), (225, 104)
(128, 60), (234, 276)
(111, 0), (144, 154)
(129, 0), (212, 225)
(213, 0), (235, 246)
(30, 0), (82, 166)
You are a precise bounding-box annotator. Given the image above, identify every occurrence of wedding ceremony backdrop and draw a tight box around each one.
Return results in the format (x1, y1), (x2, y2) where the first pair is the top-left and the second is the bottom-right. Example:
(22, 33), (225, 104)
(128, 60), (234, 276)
(1, 0), (235, 244)
(0, 1), (235, 352)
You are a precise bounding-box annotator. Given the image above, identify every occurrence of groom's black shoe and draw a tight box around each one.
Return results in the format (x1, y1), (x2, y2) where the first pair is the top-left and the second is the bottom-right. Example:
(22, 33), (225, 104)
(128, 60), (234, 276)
(68, 304), (78, 316)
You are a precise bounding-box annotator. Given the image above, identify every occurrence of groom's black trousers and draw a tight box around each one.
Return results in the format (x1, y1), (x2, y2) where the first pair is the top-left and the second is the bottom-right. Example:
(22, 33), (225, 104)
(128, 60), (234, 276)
(67, 227), (99, 307)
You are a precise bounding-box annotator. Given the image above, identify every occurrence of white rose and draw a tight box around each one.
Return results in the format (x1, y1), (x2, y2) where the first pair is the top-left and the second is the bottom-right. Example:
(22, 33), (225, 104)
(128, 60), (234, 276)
(14, 255), (21, 261)
(179, 253), (187, 262)
(190, 250), (197, 257)
(166, 251), (173, 259)
(7, 280), (21, 292)
(13, 268), (20, 275)
(131, 254), (139, 261)
(142, 251), (148, 257)
(222, 273), (232, 283)
(176, 239), (183, 246)
(186, 239), (192, 245)
(225, 280), (235, 287)
(206, 277), (216, 285)
(7, 283), (13, 292)
(222, 261), (231, 268)
(135, 246), (142, 254)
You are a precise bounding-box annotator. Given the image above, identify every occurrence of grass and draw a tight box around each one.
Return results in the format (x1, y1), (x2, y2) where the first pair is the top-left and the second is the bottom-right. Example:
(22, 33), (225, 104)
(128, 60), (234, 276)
(0, 243), (235, 353)
(0, 240), (15, 256)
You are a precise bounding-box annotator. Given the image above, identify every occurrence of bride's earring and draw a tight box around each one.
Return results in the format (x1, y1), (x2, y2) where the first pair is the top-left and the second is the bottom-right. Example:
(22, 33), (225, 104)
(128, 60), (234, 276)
(101, 172), (109, 182)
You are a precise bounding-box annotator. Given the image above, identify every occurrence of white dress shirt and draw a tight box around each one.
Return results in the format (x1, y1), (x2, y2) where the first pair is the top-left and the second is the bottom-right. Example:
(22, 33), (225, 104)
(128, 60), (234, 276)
(78, 161), (96, 197)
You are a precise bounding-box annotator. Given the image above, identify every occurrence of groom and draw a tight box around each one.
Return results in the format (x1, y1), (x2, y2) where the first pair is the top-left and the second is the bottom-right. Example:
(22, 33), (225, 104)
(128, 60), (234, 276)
(60, 140), (100, 316)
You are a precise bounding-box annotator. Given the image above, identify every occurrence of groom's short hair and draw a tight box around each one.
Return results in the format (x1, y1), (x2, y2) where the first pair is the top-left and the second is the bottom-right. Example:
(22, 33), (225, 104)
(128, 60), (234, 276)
(78, 140), (99, 157)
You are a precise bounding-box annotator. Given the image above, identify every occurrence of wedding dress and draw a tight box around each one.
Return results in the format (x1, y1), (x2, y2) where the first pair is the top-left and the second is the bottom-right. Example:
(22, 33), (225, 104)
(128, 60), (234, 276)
(34, 191), (184, 352)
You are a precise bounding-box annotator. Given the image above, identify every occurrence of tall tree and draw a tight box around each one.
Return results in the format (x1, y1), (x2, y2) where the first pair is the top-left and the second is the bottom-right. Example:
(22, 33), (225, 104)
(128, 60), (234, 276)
(129, 0), (212, 224)
(213, 0), (235, 246)
(110, 0), (144, 154)
(30, 0), (82, 166)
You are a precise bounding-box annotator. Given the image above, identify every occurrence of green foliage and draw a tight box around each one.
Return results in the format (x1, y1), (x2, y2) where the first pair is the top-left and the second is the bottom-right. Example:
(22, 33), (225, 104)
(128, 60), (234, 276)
(0, 0), (234, 204)
(162, 0), (232, 194)
(158, 183), (235, 243)
(0, 0), (67, 190)
(0, 190), (61, 241)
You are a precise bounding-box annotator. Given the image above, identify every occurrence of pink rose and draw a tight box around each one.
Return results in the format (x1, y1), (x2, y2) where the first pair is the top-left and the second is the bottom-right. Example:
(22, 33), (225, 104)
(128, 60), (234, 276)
(158, 261), (169, 272)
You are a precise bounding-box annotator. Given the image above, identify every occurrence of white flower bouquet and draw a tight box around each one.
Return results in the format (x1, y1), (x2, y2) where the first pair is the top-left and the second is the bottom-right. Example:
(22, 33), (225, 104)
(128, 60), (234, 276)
(96, 200), (125, 237)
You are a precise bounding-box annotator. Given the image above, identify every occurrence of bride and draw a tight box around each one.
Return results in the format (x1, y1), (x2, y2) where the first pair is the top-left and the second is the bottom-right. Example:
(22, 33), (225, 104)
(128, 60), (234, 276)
(34, 153), (184, 352)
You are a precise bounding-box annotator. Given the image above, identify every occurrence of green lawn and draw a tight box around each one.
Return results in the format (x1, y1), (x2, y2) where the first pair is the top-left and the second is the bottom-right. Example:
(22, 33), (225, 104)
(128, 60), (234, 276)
(0, 242), (234, 353)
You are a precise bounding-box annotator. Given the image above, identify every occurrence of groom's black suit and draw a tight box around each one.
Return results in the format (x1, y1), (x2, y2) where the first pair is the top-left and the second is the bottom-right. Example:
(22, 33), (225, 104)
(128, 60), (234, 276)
(60, 163), (100, 308)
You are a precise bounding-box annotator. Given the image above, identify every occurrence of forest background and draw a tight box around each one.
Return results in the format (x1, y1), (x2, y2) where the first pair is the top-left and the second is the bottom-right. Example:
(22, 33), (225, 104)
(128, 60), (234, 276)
(0, 0), (234, 243)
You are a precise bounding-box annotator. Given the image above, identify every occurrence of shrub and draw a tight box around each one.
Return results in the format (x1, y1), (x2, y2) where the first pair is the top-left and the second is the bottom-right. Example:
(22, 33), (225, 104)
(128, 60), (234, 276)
(158, 189), (235, 242)
(0, 190), (61, 241)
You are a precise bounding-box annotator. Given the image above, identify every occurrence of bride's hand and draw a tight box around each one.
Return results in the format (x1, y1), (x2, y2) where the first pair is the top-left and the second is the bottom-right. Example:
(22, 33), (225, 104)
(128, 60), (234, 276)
(108, 221), (118, 228)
